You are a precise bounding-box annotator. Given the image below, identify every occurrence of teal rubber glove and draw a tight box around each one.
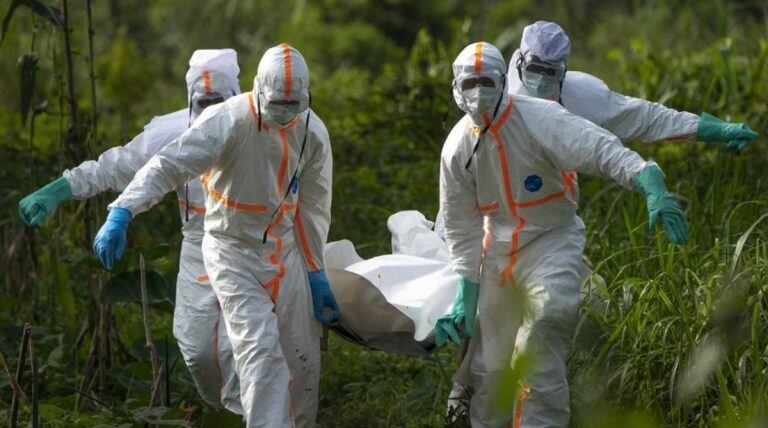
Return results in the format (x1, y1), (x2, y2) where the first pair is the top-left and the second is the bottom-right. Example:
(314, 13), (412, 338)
(18, 177), (72, 227)
(93, 207), (132, 270)
(633, 164), (689, 244)
(435, 277), (479, 346)
(307, 269), (340, 324)
(696, 112), (759, 152)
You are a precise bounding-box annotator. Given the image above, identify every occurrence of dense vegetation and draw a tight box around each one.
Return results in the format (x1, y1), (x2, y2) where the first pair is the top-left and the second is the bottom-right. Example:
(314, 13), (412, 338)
(0, 0), (766, 426)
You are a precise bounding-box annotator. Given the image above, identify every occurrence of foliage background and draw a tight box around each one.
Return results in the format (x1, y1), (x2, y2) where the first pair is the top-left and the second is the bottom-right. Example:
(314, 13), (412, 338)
(0, 0), (766, 426)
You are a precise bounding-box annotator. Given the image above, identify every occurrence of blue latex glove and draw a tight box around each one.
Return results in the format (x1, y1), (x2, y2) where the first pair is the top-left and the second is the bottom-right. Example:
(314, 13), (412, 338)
(696, 112), (759, 152)
(307, 269), (340, 324)
(633, 164), (689, 245)
(18, 177), (72, 227)
(92, 207), (132, 270)
(435, 277), (479, 346)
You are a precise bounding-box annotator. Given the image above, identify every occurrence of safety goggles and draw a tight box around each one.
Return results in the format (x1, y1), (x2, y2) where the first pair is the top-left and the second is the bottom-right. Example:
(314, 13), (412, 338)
(459, 76), (496, 91)
(266, 99), (303, 115)
(520, 53), (565, 81)
(195, 92), (226, 110)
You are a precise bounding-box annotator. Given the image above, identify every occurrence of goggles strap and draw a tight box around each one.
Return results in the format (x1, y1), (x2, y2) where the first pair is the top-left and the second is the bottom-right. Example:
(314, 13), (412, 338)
(257, 92), (262, 133)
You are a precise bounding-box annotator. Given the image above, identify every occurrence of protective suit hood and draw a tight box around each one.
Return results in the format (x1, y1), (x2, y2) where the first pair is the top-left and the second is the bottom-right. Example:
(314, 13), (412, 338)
(186, 49), (241, 121)
(520, 21), (571, 64)
(254, 43), (311, 126)
(514, 21), (570, 100)
(452, 41), (508, 126)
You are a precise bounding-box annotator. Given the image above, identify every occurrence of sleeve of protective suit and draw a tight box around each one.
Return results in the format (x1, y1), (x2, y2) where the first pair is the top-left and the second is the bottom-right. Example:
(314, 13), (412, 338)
(109, 102), (234, 215)
(526, 101), (648, 189)
(439, 122), (484, 283)
(295, 116), (333, 271)
(62, 132), (154, 199)
(562, 71), (699, 143)
(63, 109), (189, 199)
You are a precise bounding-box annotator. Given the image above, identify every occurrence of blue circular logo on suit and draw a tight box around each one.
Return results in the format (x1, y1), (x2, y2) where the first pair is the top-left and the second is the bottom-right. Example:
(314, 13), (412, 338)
(524, 174), (542, 192)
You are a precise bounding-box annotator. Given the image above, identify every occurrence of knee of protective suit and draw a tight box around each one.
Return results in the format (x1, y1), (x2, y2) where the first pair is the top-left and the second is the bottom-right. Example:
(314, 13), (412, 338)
(180, 342), (217, 370)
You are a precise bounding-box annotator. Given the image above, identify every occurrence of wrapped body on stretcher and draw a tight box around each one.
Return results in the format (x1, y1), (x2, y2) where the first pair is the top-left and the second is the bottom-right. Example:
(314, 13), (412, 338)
(324, 210), (603, 356)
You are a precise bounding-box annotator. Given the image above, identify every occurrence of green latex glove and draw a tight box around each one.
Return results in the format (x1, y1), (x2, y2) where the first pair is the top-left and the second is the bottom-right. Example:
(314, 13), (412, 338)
(435, 277), (479, 346)
(18, 177), (72, 228)
(696, 112), (759, 152)
(633, 164), (688, 244)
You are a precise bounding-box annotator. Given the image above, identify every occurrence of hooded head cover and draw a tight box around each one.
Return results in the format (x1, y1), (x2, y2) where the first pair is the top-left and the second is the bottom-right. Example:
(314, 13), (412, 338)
(452, 41), (507, 125)
(517, 21), (570, 99)
(254, 43), (310, 125)
(520, 21), (571, 65)
(186, 49), (241, 118)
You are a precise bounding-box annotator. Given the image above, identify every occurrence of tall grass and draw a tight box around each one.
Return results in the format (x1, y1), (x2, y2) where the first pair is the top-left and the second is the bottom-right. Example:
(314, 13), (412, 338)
(566, 33), (767, 426)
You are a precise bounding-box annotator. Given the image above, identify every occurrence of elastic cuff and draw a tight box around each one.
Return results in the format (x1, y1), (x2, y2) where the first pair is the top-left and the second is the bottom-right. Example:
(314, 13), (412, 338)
(107, 206), (133, 225)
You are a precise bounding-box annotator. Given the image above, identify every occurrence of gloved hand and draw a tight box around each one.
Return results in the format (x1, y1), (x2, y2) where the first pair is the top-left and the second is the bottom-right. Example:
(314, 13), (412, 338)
(696, 112), (759, 152)
(307, 269), (339, 324)
(18, 177), (72, 227)
(92, 207), (132, 270)
(435, 277), (479, 346)
(633, 164), (688, 244)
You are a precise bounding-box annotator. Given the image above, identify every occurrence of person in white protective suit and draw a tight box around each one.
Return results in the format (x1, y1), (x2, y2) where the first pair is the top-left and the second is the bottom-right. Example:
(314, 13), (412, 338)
(438, 42), (689, 427)
(508, 21), (759, 149)
(18, 49), (243, 414)
(436, 20), (760, 416)
(92, 43), (338, 428)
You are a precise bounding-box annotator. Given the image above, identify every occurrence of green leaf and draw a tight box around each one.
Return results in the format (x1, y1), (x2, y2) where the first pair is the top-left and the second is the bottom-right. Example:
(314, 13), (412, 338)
(0, 0), (23, 46)
(0, 0), (63, 47)
(18, 53), (37, 125)
(24, 0), (63, 28)
(100, 269), (174, 306)
(46, 343), (64, 367)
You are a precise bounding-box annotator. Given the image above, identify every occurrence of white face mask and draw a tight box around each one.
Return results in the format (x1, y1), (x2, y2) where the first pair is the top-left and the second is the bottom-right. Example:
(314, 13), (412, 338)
(521, 70), (561, 100)
(264, 104), (298, 125)
(460, 86), (500, 116)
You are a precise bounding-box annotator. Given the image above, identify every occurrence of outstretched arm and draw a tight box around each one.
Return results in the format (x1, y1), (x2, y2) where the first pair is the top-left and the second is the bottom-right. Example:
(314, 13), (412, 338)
(18, 112), (186, 228)
(532, 102), (688, 244)
(565, 72), (758, 151)
(564, 71), (699, 143)
(108, 104), (231, 216)
(93, 103), (234, 269)
(64, 110), (188, 198)
(533, 101), (648, 189)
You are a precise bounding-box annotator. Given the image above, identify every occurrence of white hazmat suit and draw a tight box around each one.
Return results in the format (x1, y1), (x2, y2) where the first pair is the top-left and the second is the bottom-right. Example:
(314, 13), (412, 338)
(109, 43), (331, 428)
(508, 21), (700, 142)
(443, 22), (702, 417)
(442, 42), (651, 427)
(63, 49), (242, 414)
